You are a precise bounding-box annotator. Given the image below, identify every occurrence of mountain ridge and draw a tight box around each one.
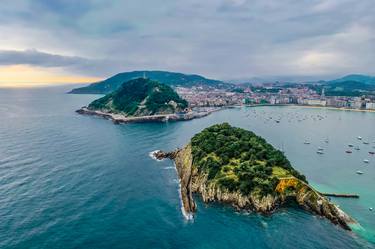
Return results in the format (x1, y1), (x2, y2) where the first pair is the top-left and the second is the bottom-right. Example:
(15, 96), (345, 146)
(69, 70), (230, 94)
(329, 74), (375, 85)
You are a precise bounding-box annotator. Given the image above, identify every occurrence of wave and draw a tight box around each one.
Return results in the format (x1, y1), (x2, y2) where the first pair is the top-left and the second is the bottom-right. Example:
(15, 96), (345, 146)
(173, 162), (194, 221)
(149, 152), (193, 220)
(177, 178), (194, 221)
(149, 150), (163, 161)
(163, 166), (175, 170)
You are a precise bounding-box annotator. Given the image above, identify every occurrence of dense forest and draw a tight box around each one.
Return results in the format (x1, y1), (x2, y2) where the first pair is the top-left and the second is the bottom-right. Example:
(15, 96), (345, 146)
(191, 123), (306, 196)
(88, 78), (188, 116)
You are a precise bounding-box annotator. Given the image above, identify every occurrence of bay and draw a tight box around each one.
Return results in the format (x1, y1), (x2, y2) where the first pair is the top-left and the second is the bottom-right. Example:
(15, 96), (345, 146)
(0, 86), (374, 248)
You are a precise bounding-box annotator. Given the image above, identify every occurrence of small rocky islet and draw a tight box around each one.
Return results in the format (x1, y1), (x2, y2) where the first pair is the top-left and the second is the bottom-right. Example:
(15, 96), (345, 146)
(154, 123), (356, 230)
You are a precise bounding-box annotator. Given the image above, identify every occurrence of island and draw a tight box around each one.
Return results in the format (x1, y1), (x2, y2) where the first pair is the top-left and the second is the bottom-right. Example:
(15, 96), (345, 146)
(154, 123), (356, 230)
(77, 78), (215, 124)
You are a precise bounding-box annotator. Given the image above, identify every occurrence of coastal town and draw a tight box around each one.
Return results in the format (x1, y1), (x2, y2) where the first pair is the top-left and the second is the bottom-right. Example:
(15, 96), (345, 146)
(176, 84), (375, 110)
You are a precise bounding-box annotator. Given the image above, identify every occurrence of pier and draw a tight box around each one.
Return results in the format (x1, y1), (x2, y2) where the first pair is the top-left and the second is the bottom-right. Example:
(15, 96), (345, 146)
(320, 193), (359, 198)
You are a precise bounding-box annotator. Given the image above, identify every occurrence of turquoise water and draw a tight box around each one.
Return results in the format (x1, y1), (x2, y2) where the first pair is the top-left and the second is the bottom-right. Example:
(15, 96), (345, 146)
(0, 86), (374, 249)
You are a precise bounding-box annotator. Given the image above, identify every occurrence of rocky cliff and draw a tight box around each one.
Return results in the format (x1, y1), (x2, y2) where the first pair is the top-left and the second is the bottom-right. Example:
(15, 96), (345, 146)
(154, 145), (356, 231)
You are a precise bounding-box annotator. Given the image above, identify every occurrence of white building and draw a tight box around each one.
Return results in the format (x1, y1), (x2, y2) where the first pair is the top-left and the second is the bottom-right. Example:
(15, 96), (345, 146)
(306, 99), (327, 106)
(366, 102), (375, 110)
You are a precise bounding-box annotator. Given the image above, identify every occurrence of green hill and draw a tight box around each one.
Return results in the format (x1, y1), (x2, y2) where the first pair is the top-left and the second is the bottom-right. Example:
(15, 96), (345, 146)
(322, 80), (375, 96)
(330, 74), (375, 85)
(190, 123), (306, 195)
(87, 78), (188, 116)
(70, 70), (228, 94)
(156, 123), (355, 230)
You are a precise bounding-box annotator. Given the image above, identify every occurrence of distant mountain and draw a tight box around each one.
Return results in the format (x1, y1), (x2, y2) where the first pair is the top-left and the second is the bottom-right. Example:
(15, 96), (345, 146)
(69, 70), (228, 94)
(321, 80), (375, 97)
(330, 74), (375, 85)
(87, 78), (188, 116)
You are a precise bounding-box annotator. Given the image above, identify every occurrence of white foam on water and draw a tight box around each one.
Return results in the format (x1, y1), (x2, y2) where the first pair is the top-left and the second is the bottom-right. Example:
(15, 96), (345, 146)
(163, 166), (175, 170)
(149, 150), (163, 161)
(150, 156), (193, 220)
(172, 162), (194, 221)
(177, 179), (194, 221)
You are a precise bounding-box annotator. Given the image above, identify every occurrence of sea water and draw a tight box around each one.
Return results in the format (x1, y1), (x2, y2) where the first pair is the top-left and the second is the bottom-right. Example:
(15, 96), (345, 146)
(0, 86), (374, 248)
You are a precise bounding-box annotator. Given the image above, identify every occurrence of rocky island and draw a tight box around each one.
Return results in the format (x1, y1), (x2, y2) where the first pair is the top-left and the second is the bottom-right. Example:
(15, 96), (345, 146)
(77, 78), (213, 124)
(154, 123), (356, 230)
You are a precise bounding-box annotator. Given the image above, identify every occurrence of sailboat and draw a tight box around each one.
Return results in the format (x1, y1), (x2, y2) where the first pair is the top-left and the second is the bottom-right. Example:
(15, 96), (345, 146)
(356, 170), (364, 175)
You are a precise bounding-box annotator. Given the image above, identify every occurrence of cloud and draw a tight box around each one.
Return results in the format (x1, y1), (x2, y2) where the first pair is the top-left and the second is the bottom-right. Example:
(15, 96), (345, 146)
(0, 49), (90, 67)
(0, 0), (374, 81)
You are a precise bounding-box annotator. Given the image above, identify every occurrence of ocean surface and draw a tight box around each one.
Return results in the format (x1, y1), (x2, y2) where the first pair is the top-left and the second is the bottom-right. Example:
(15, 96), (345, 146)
(0, 86), (375, 249)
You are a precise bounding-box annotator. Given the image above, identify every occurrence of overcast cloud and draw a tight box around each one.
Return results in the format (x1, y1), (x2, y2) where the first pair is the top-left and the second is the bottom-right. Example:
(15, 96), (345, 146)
(0, 0), (374, 80)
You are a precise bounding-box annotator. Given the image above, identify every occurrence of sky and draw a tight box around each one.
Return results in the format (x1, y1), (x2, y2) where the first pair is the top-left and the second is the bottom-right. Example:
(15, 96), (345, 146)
(0, 0), (374, 86)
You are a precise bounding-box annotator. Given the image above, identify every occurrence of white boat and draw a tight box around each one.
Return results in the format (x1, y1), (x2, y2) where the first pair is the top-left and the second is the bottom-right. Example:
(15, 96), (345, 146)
(363, 141), (369, 145)
(370, 207), (373, 211)
(356, 170), (364, 175)
(364, 159), (369, 163)
(318, 147), (324, 151)
(317, 151), (324, 155)
(358, 136), (362, 140)
(304, 141), (310, 145)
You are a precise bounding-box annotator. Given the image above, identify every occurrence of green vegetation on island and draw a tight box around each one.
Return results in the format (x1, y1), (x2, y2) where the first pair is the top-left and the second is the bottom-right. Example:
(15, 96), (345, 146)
(70, 70), (229, 94)
(190, 123), (306, 196)
(88, 78), (188, 116)
(155, 123), (355, 230)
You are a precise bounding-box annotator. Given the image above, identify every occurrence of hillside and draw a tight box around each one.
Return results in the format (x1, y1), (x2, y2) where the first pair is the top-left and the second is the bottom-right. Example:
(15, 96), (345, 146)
(325, 80), (375, 96)
(190, 123), (306, 195)
(154, 123), (356, 230)
(69, 71), (228, 94)
(87, 78), (188, 116)
(330, 74), (375, 85)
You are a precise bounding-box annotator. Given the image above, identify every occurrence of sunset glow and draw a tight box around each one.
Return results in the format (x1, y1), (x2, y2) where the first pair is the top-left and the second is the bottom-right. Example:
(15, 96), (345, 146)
(0, 65), (101, 88)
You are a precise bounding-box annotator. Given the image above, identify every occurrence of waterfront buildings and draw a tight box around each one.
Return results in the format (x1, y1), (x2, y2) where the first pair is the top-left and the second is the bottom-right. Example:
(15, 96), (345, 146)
(175, 85), (375, 110)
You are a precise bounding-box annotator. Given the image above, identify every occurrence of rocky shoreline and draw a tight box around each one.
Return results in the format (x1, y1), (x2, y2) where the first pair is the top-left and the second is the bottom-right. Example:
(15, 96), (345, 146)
(76, 107), (214, 124)
(154, 146), (357, 231)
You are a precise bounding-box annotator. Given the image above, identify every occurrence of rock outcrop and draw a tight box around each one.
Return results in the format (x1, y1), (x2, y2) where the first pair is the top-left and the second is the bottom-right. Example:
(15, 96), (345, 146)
(77, 107), (213, 124)
(155, 145), (356, 231)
